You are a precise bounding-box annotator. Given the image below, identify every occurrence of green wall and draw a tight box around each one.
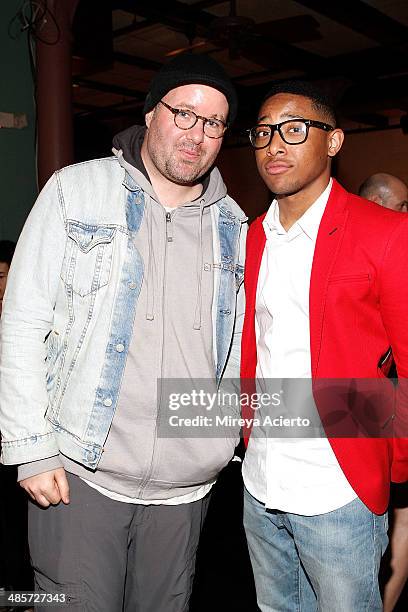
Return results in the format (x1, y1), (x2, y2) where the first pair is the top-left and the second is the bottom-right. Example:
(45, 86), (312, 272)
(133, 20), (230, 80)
(0, 0), (37, 241)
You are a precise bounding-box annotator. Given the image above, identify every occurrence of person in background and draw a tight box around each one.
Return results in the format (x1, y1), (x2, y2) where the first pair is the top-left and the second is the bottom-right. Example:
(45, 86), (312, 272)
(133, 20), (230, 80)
(359, 172), (408, 611)
(241, 80), (408, 611)
(0, 241), (15, 316)
(0, 54), (246, 612)
(0, 240), (33, 612)
(359, 172), (408, 212)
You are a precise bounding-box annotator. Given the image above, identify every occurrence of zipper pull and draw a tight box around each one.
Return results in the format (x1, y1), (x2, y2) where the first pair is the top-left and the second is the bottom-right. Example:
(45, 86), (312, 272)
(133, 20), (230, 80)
(166, 211), (173, 242)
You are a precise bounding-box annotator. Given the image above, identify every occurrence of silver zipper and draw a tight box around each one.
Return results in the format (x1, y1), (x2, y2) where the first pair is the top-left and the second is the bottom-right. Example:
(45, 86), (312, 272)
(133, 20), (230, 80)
(165, 211), (173, 242)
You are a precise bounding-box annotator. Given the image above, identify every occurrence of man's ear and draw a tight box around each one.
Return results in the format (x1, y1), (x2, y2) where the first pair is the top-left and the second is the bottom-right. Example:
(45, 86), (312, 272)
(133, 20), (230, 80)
(145, 109), (154, 129)
(327, 128), (344, 158)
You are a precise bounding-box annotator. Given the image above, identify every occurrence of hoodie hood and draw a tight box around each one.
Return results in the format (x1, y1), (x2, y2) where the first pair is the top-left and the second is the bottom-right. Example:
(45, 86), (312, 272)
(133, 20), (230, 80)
(112, 125), (228, 207)
(112, 125), (157, 200)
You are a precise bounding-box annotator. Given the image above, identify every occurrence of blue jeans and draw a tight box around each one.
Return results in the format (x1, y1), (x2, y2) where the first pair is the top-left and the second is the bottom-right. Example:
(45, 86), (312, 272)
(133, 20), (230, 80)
(243, 488), (388, 612)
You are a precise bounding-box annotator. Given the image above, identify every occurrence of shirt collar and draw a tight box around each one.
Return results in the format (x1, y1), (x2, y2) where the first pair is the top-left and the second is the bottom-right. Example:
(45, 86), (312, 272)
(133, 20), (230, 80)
(263, 178), (333, 243)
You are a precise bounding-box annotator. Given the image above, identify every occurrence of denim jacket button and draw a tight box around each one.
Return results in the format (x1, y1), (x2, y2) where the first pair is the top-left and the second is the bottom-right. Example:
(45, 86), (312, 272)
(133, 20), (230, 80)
(128, 281), (137, 289)
(116, 343), (125, 352)
(103, 398), (113, 407)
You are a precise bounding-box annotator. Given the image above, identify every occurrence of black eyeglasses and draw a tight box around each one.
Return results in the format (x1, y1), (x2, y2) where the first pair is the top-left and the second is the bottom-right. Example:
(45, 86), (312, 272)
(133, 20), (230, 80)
(247, 119), (334, 148)
(159, 100), (227, 139)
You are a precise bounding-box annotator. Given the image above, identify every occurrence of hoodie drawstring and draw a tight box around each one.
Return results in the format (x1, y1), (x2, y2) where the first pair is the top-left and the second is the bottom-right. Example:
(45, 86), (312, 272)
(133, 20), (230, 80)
(193, 199), (205, 330)
(146, 196), (155, 321)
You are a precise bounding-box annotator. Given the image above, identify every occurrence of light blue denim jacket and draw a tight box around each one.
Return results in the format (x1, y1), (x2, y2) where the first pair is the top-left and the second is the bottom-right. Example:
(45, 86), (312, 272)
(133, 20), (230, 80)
(0, 157), (247, 468)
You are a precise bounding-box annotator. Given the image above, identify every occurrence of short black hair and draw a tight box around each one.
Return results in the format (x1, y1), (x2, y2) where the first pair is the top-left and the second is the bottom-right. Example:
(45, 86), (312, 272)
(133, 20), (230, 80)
(0, 240), (16, 267)
(261, 80), (337, 127)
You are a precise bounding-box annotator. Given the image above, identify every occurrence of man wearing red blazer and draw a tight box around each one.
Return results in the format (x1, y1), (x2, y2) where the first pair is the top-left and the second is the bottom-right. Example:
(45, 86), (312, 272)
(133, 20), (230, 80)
(241, 80), (408, 611)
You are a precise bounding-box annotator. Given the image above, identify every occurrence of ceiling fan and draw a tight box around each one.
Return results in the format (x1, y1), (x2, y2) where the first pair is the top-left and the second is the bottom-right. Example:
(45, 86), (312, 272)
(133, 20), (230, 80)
(166, 0), (255, 59)
(166, 0), (322, 62)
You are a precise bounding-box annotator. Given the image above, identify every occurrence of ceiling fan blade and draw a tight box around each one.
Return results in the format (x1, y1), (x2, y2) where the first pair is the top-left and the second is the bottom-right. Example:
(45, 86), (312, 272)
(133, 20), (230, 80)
(165, 41), (208, 57)
(237, 36), (326, 73)
(254, 15), (322, 43)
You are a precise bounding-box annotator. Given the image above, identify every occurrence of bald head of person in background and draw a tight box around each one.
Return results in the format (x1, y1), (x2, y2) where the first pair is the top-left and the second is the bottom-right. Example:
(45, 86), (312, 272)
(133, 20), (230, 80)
(359, 171), (408, 612)
(359, 172), (408, 212)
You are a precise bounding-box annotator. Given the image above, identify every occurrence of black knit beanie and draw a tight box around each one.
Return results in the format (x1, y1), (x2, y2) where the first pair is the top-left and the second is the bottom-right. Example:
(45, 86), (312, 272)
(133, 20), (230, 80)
(143, 54), (238, 124)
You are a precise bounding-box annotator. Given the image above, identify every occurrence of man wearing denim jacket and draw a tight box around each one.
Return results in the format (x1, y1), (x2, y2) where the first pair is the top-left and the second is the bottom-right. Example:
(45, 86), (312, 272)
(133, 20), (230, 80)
(0, 54), (247, 611)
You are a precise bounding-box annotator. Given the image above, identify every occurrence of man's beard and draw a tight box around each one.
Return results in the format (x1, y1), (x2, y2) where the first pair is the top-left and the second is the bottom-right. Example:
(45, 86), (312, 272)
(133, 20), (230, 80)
(163, 156), (206, 186)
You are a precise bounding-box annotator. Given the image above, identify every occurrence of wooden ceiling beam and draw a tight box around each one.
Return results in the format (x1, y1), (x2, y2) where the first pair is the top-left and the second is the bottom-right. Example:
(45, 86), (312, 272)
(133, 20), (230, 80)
(235, 73), (408, 120)
(112, 0), (214, 31)
(111, 0), (330, 74)
(112, 19), (156, 38)
(192, 1), (227, 9)
(295, 0), (408, 47)
(73, 77), (145, 99)
(232, 42), (408, 85)
(329, 46), (408, 80)
(113, 52), (161, 71)
(74, 99), (143, 119)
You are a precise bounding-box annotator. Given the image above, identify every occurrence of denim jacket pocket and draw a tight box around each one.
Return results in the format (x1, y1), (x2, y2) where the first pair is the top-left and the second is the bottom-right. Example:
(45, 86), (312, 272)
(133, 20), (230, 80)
(60, 222), (116, 297)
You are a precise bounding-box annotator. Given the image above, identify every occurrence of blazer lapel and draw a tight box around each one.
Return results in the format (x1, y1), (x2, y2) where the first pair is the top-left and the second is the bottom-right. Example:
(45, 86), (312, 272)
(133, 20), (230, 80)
(246, 221), (266, 312)
(309, 180), (349, 377)
(241, 216), (266, 378)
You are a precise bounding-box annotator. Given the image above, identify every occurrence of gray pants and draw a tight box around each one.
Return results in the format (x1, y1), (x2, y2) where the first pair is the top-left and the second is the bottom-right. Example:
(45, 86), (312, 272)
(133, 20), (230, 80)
(28, 472), (210, 612)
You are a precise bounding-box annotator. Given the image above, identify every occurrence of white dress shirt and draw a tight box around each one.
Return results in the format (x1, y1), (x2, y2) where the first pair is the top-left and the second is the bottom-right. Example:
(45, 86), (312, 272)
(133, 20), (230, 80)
(242, 180), (357, 515)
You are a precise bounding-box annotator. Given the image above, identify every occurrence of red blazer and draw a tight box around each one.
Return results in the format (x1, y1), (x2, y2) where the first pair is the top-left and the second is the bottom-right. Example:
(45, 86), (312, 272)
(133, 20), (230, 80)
(241, 179), (408, 514)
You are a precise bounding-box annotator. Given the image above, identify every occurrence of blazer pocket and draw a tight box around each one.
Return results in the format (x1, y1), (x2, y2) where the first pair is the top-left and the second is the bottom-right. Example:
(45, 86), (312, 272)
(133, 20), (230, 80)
(328, 273), (370, 284)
